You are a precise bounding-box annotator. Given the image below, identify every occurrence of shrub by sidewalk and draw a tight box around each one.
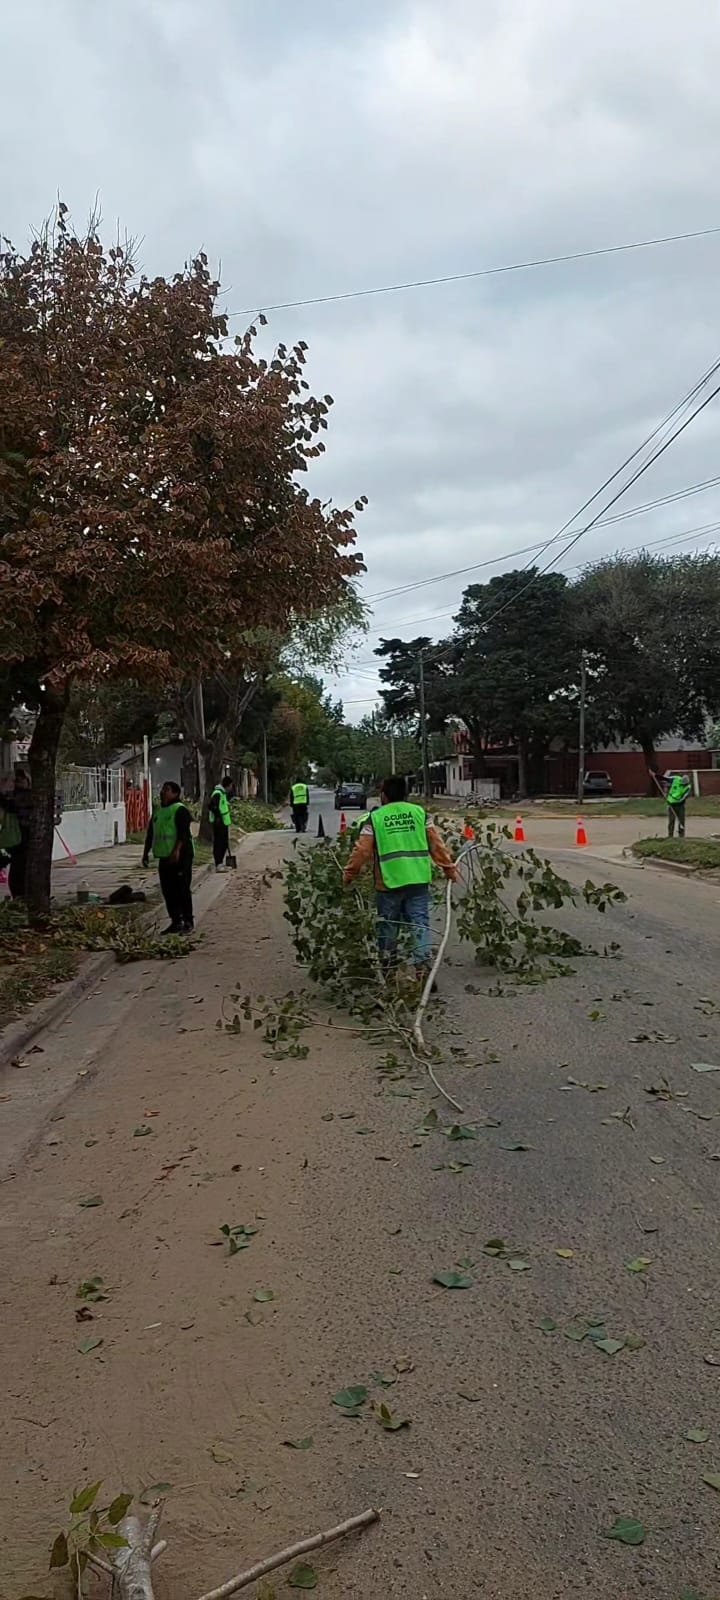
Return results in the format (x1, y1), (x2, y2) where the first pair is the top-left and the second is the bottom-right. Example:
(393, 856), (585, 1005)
(631, 837), (720, 870)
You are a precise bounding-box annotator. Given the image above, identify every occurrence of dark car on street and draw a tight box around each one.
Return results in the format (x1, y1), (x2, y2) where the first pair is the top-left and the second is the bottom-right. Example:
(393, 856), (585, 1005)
(335, 782), (368, 811)
(583, 769), (613, 796)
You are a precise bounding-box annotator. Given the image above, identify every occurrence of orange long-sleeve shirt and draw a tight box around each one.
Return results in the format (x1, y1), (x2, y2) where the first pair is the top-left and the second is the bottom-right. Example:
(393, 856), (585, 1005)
(343, 814), (460, 889)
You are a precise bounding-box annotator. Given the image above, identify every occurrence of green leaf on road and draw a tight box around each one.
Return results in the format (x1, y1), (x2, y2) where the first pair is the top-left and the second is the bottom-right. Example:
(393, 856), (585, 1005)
(625, 1256), (652, 1274)
(564, 1323), (588, 1342)
(253, 1288), (275, 1302)
(685, 1429), (710, 1443)
(593, 1338), (625, 1356)
(458, 1389), (482, 1401)
(702, 1472), (720, 1491)
(79, 1195), (103, 1208)
(139, 1483), (173, 1504)
(538, 1316), (557, 1334)
(506, 1258), (530, 1272)
(287, 1562), (318, 1589)
(133, 1126), (152, 1137)
(603, 1515), (646, 1546)
(483, 1238), (506, 1256)
(283, 1437), (314, 1450)
(369, 1370), (397, 1388)
(49, 1533), (69, 1569)
(331, 1385), (368, 1409)
(77, 1336), (103, 1354)
(501, 1141), (532, 1151)
(649, 1155), (665, 1165)
(624, 1333), (646, 1352)
(691, 1063), (720, 1073)
(375, 1402), (410, 1431)
(433, 1270), (473, 1288)
(446, 1123), (478, 1141)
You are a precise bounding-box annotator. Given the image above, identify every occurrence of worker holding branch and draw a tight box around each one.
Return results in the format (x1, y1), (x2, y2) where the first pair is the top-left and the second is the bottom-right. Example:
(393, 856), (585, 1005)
(664, 771), (692, 838)
(343, 774), (460, 981)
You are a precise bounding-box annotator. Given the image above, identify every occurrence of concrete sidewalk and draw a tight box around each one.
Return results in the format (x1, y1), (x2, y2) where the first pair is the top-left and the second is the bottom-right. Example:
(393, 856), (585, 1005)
(49, 837), (154, 901)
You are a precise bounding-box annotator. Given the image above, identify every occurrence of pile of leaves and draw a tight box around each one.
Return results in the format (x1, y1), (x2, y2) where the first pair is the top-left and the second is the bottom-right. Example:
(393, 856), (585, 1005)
(0, 898), (193, 968)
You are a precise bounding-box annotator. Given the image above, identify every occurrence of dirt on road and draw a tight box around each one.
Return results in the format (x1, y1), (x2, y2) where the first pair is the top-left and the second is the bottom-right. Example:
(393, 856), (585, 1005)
(2, 834), (720, 1599)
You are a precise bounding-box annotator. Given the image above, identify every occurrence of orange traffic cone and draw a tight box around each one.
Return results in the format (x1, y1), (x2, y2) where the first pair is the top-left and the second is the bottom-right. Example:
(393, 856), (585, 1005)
(339, 812), (347, 834)
(463, 821), (474, 840)
(576, 815), (588, 847)
(514, 814), (525, 843)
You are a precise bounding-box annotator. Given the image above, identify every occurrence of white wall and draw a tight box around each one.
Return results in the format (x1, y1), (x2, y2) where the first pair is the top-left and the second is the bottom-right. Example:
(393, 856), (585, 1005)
(52, 804), (126, 861)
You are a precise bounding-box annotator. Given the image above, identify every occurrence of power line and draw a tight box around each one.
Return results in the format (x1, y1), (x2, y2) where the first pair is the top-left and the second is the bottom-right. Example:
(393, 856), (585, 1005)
(460, 374), (720, 641)
(362, 472), (720, 608)
(227, 224), (720, 319)
(353, 521), (720, 645)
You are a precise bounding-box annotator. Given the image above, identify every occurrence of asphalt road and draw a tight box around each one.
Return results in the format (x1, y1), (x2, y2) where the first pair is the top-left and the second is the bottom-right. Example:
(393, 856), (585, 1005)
(3, 834), (720, 1598)
(279, 784), (376, 838)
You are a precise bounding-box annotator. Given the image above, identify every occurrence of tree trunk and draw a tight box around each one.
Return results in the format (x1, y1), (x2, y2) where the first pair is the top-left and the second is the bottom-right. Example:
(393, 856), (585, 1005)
(26, 682), (69, 918)
(198, 677), (262, 841)
(640, 735), (658, 795)
(517, 736), (529, 799)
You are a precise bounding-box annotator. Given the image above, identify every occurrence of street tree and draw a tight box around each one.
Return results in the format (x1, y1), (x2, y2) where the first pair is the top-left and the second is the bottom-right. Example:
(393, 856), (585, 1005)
(0, 206), (364, 910)
(572, 551), (720, 776)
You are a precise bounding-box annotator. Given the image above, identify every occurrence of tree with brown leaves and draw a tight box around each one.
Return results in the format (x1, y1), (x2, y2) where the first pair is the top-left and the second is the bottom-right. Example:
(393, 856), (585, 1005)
(0, 206), (364, 912)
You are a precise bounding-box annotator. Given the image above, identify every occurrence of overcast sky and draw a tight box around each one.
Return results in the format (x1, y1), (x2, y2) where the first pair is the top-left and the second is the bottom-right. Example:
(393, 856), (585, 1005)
(4, 0), (720, 718)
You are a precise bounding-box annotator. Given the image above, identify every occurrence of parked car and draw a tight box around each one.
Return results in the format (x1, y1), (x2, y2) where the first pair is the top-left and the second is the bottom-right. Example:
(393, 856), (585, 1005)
(583, 769), (613, 796)
(335, 782), (368, 811)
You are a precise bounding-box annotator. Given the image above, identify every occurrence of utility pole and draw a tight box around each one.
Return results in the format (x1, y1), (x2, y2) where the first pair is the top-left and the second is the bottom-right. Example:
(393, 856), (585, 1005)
(418, 649), (431, 801)
(261, 726), (269, 804)
(192, 679), (207, 803)
(577, 650), (587, 804)
(390, 728), (396, 775)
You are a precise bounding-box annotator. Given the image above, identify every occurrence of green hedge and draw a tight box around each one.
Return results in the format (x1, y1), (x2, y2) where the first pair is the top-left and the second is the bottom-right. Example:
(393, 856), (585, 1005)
(228, 797), (281, 832)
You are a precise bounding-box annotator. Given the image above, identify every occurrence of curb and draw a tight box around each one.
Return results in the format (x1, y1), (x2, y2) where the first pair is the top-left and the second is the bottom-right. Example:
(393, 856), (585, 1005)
(629, 852), (720, 882)
(0, 858), (216, 1071)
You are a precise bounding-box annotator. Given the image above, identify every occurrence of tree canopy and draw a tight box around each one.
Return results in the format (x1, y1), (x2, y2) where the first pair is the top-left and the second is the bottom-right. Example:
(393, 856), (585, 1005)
(0, 205), (364, 907)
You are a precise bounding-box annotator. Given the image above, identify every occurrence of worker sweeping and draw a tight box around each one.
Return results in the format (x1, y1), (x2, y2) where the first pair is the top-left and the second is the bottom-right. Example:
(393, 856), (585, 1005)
(208, 777), (234, 871)
(664, 771), (692, 838)
(343, 774), (460, 980)
(290, 779), (310, 834)
(142, 781), (194, 934)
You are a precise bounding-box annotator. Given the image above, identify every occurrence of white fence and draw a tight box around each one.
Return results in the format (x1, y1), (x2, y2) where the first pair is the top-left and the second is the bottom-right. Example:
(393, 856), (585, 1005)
(53, 766), (126, 862)
(56, 766), (124, 811)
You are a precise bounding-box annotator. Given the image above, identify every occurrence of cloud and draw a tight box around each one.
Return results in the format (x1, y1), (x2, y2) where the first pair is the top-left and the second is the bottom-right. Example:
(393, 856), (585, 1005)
(3, 0), (719, 718)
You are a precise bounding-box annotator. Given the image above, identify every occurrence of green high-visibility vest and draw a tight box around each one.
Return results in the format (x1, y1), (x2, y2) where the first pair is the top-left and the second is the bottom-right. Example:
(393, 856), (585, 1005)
(667, 775), (691, 805)
(350, 810), (370, 833)
(291, 783), (309, 805)
(370, 801), (431, 890)
(152, 801), (193, 859)
(210, 785), (231, 825)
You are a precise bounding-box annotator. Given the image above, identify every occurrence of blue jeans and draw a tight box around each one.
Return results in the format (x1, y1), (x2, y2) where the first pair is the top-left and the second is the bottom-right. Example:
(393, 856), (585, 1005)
(376, 885), (431, 966)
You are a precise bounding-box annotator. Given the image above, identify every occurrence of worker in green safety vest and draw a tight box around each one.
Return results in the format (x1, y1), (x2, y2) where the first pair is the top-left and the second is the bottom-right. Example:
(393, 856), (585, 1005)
(343, 774), (460, 978)
(290, 780), (310, 834)
(142, 781), (195, 933)
(208, 777), (235, 871)
(664, 771), (692, 838)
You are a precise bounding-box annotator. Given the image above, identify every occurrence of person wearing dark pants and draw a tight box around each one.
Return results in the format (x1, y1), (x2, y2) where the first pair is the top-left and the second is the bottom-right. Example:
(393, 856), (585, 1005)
(142, 781), (194, 933)
(290, 780), (309, 834)
(665, 772), (692, 837)
(208, 778), (234, 871)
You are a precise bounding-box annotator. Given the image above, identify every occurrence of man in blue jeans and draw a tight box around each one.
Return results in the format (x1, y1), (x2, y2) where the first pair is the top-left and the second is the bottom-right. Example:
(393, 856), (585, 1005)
(343, 774), (460, 977)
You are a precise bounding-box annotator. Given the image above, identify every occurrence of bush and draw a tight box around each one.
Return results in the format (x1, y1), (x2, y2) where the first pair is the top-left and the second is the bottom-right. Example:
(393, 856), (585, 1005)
(229, 797), (281, 832)
(631, 837), (720, 870)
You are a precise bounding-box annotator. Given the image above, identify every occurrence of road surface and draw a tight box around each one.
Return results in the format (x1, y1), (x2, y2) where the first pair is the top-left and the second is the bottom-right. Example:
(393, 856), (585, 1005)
(2, 831), (720, 1598)
(280, 784), (376, 838)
